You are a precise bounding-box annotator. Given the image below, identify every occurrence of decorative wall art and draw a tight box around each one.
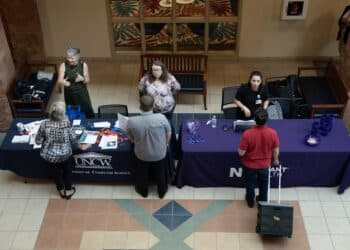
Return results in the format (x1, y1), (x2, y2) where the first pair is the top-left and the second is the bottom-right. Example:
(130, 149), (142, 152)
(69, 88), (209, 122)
(109, 0), (239, 53)
(281, 0), (308, 20)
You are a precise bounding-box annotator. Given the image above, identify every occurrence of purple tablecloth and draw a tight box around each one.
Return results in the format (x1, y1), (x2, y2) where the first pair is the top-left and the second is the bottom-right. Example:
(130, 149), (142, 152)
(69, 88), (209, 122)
(175, 119), (350, 193)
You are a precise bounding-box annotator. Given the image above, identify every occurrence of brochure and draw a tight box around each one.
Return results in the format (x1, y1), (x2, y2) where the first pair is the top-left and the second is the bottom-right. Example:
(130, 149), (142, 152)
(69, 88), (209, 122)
(79, 131), (99, 144)
(98, 135), (118, 150)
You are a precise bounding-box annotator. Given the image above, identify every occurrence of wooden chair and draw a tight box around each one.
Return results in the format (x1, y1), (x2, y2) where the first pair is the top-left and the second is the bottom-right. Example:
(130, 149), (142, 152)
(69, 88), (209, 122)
(297, 59), (349, 118)
(6, 61), (58, 118)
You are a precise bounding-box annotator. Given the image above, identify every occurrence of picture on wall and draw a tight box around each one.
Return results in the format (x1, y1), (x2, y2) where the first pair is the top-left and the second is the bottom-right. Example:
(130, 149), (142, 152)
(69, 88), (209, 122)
(109, 0), (239, 53)
(281, 0), (308, 20)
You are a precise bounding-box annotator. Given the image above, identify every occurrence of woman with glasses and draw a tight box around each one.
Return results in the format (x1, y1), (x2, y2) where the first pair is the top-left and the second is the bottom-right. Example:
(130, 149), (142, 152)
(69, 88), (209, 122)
(138, 60), (181, 158)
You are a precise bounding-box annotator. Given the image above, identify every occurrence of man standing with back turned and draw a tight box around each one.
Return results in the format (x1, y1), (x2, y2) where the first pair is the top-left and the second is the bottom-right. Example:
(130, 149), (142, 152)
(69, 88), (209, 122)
(238, 107), (280, 208)
(126, 95), (171, 198)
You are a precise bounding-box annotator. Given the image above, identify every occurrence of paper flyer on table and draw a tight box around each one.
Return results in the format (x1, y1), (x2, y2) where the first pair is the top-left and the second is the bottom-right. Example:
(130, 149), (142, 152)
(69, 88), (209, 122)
(79, 131), (99, 144)
(11, 135), (30, 143)
(117, 113), (129, 131)
(72, 120), (81, 126)
(93, 121), (111, 128)
(98, 135), (118, 149)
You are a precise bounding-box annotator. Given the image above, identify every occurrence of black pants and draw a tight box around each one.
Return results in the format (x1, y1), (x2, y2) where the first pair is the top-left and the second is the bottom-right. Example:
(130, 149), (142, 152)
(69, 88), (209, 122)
(46, 157), (73, 191)
(134, 157), (167, 198)
(243, 166), (269, 203)
(157, 107), (178, 158)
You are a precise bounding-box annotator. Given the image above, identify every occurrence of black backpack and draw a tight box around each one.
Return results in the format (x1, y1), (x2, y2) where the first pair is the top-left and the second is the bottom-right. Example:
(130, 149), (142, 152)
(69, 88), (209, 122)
(14, 80), (34, 101)
(32, 78), (50, 100)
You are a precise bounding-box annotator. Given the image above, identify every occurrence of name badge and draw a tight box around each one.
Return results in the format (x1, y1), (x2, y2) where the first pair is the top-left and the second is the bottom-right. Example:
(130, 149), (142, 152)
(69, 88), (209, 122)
(256, 99), (262, 105)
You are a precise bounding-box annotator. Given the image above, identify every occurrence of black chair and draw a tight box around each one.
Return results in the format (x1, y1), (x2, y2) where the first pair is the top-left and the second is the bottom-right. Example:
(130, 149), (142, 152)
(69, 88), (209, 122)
(97, 104), (129, 119)
(221, 86), (239, 119)
(268, 97), (309, 119)
(266, 75), (299, 98)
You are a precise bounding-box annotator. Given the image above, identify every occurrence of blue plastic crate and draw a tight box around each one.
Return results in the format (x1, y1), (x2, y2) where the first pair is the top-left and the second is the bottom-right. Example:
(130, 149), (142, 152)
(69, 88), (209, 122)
(66, 105), (86, 120)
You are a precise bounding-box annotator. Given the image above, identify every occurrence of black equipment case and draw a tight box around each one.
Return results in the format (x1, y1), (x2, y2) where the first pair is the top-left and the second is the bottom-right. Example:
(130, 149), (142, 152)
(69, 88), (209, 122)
(256, 165), (294, 238)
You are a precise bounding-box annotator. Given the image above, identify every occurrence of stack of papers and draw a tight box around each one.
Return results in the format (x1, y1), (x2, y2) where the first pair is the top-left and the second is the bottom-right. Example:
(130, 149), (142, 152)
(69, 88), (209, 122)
(11, 135), (30, 143)
(98, 135), (118, 149)
(24, 120), (44, 134)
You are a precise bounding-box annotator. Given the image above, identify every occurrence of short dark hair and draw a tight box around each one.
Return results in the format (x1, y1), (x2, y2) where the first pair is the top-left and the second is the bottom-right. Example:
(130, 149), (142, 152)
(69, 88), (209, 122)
(140, 95), (154, 112)
(254, 107), (268, 125)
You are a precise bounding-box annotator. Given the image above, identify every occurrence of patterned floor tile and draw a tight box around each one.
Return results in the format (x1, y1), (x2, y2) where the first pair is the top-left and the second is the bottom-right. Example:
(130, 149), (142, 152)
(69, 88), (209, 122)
(34, 199), (309, 250)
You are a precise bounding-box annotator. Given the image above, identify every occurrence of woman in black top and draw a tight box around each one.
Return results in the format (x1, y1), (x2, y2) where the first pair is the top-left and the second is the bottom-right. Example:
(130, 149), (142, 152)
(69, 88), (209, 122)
(234, 71), (269, 120)
(57, 47), (95, 118)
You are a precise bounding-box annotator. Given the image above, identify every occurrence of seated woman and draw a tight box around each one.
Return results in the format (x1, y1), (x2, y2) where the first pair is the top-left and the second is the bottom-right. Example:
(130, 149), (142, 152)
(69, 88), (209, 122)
(35, 101), (91, 199)
(234, 71), (269, 120)
(138, 60), (181, 157)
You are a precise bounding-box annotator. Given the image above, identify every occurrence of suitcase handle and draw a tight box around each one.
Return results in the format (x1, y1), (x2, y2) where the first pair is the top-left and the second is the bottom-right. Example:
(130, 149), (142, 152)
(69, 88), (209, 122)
(267, 164), (282, 204)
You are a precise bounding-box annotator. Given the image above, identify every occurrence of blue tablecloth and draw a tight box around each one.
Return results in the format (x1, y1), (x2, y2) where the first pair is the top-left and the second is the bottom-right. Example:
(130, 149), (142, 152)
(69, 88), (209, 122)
(175, 119), (350, 193)
(0, 118), (174, 183)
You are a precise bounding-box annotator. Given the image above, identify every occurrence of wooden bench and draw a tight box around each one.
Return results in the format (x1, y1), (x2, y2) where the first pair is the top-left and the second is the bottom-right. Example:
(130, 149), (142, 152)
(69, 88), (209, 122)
(139, 54), (208, 110)
(297, 59), (349, 118)
(6, 61), (58, 118)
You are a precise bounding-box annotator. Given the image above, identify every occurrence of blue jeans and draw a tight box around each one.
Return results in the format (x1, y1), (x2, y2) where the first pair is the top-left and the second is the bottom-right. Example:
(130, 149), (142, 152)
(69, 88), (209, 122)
(243, 166), (269, 203)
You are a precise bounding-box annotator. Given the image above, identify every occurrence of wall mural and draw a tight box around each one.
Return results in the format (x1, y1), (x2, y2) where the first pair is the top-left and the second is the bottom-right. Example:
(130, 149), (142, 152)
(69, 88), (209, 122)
(110, 0), (239, 52)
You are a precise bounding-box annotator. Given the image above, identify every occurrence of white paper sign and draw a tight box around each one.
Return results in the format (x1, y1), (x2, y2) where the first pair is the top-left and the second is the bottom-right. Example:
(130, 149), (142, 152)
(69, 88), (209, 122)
(117, 113), (129, 131)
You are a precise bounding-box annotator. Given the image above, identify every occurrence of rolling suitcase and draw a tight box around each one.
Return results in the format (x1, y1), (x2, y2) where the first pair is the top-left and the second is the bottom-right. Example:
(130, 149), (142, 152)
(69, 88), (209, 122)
(256, 165), (294, 237)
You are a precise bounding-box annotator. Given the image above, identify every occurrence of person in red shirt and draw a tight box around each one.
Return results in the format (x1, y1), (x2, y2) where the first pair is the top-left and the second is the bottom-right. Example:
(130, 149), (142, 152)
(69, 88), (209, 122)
(238, 107), (280, 208)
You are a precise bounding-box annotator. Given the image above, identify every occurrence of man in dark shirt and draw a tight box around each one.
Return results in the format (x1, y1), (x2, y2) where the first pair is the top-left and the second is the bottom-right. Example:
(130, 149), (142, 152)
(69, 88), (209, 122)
(234, 71), (269, 120)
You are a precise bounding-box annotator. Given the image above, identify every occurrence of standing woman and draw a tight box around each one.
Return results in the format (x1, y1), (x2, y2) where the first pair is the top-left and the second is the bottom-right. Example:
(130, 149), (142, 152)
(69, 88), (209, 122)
(58, 47), (95, 118)
(138, 60), (181, 156)
(35, 102), (90, 199)
(234, 71), (269, 120)
(138, 60), (181, 119)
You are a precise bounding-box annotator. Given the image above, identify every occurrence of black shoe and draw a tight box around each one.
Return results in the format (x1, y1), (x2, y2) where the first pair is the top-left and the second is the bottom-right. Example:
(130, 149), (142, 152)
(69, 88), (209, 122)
(65, 187), (76, 200)
(158, 186), (168, 199)
(245, 195), (254, 208)
(58, 189), (66, 199)
(135, 187), (148, 198)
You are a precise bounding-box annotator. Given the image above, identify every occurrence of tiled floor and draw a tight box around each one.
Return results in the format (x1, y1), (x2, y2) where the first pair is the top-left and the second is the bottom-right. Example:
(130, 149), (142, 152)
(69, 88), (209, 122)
(34, 199), (308, 249)
(1, 59), (350, 249)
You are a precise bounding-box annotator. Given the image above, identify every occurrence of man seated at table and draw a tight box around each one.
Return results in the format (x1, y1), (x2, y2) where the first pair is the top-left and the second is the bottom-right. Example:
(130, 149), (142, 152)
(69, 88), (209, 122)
(238, 107), (280, 208)
(126, 95), (171, 198)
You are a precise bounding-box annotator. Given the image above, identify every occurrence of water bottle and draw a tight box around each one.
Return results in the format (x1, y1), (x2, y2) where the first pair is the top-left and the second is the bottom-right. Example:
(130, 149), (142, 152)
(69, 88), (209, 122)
(211, 115), (217, 128)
